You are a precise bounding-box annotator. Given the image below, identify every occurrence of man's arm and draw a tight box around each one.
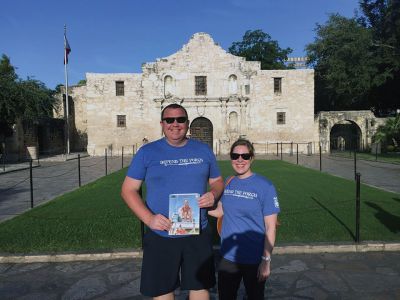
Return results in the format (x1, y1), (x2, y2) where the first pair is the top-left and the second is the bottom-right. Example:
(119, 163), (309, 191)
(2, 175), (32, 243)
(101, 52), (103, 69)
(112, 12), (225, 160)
(198, 176), (224, 208)
(121, 176), (171, 231)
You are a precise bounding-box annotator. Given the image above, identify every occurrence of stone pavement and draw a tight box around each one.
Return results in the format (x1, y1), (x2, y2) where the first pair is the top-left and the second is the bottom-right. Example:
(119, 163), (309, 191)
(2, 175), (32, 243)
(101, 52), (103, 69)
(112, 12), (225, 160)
(1, 249), (400, 299)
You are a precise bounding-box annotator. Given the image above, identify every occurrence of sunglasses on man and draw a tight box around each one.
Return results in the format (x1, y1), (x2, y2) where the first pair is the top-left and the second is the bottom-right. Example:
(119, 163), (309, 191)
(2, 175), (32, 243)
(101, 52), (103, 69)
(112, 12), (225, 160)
(162, 117), (188, 124)
(230, 153), (252, 160)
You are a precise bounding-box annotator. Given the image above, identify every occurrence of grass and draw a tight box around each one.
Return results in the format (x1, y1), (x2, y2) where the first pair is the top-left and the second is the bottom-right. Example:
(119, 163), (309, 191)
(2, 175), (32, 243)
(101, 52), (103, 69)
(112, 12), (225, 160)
(0, 160), (399, 254)
(330, 150), (400, 164)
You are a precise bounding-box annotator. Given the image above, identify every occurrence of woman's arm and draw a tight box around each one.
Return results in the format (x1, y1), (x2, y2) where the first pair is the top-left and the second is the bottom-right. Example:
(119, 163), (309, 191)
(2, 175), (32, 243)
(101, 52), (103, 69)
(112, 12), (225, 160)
(257, 213), (278, 281)
(207, 201), (223, 218)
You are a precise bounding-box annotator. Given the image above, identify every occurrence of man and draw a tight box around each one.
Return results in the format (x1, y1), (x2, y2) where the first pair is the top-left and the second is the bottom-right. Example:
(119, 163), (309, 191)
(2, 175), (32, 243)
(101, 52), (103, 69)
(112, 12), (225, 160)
(179, 199), (193, 222)
(121, 103), (224, 299)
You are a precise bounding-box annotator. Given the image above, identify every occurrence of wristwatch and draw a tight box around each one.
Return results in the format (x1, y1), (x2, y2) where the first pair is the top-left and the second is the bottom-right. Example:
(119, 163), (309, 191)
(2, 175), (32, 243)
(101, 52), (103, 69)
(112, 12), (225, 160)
(261, 256), (271, 262)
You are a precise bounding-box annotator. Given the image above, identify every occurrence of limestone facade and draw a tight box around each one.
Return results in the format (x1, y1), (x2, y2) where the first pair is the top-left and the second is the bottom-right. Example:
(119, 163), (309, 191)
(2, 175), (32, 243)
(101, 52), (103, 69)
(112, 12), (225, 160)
(62, 32), (317, 155)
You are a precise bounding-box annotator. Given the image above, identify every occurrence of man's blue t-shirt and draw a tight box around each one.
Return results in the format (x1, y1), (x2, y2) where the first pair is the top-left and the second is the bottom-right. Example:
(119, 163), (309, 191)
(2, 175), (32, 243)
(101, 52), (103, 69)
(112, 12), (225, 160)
(220, 174), (280, 264)
(126, 138), (221, 237)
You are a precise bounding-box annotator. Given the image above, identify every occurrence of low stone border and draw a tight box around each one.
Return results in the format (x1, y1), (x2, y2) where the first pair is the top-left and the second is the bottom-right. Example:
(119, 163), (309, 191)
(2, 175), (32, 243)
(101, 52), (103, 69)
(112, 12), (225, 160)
(0, 250), (142, 264)
(1, 242), (399, 264)
(273, 242), (400, 254)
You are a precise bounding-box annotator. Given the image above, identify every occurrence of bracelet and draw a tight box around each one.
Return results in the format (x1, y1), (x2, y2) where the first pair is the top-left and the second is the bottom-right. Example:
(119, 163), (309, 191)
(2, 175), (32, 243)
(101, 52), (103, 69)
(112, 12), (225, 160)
(261, 256), (271, 262)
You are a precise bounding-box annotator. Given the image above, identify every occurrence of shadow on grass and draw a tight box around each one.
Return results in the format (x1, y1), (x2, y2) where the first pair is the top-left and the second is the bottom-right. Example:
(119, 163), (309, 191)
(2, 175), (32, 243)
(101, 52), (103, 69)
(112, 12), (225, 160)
(393, 197), (400, 203)
(365, 202), (400, 233)
(311, 197), (355, 240)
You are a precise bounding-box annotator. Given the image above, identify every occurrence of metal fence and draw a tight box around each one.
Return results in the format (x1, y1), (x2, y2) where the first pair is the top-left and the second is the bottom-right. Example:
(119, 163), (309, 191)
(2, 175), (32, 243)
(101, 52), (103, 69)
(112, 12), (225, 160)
(0, 149), (133, 222)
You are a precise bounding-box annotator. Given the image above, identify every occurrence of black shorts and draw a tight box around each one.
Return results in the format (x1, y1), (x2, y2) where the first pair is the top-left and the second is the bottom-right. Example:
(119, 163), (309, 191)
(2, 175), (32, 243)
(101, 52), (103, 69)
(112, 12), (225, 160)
(140, 227), (216, 297)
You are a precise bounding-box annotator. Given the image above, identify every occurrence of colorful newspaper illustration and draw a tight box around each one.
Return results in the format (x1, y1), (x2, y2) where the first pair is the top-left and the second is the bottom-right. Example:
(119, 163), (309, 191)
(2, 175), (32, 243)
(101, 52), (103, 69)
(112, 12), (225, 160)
(168, 193), (200, 235)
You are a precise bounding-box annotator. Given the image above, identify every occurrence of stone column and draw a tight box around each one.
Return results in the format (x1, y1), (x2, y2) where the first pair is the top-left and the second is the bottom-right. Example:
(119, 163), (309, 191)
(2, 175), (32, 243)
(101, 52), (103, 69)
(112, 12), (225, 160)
(239, 98), (248, 136)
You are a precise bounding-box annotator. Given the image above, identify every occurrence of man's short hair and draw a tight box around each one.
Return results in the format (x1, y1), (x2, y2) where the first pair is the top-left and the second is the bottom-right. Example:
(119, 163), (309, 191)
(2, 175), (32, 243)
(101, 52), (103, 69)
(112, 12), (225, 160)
(161, 104), (188, 120)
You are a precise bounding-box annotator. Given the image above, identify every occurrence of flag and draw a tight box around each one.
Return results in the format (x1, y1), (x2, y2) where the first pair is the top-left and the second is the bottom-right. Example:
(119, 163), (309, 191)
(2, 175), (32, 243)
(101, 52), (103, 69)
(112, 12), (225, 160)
(64, 34), (71, 64)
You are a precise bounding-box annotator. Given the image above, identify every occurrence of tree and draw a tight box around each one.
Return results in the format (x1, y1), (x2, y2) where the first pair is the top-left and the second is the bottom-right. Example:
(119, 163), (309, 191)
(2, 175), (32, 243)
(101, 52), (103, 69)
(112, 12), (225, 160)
(358, 0), (400, 115)
(307, 1), (400, 114)
(0, 55), (20, 139)
(306, 14), (375, 112)
(0, 54), (56, 140)
(373, 115), (400, 151)
(228, 30), (293, 70)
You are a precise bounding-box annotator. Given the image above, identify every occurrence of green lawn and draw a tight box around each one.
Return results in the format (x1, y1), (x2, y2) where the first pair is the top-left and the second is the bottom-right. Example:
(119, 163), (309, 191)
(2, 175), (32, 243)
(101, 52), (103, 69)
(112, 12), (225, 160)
(0, 160), (399, 254)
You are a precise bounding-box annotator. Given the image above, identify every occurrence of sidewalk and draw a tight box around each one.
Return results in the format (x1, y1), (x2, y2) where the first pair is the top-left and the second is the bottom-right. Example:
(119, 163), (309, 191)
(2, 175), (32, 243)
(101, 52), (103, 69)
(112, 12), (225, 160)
(0, 154), (132, 223)
(1, 247), (400, 299)
(0, 152), (89, 174)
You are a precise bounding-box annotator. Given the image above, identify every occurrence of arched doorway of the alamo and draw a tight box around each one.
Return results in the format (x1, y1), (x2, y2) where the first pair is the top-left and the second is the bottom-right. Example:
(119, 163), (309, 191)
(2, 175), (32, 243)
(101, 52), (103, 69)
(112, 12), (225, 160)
(330, 121), (362, 151)
(190, 117), (213, 149)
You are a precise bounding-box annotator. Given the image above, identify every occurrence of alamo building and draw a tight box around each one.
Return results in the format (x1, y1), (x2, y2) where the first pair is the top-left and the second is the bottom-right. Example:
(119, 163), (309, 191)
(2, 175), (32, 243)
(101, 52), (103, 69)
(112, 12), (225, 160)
(56, 32), (384, 157)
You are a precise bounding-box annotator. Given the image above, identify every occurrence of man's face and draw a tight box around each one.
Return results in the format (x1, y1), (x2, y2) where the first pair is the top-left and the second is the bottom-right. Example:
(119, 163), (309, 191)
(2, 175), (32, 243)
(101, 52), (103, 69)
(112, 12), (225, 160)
(160, 107), (189, 145)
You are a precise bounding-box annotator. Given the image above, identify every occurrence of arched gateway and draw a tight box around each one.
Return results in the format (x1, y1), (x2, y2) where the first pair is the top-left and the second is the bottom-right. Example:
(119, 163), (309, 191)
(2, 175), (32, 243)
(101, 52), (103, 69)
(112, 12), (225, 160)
(190, 117), (213, 149)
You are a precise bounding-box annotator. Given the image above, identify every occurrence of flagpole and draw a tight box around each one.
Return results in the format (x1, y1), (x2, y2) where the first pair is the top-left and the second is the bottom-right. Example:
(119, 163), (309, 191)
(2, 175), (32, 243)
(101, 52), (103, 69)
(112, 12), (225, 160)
(64, 25), (70, 155)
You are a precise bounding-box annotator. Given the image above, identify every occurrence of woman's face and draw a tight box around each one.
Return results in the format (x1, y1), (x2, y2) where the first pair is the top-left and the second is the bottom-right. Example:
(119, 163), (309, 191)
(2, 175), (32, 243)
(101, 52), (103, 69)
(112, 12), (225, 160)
(231, 145), (253, 178)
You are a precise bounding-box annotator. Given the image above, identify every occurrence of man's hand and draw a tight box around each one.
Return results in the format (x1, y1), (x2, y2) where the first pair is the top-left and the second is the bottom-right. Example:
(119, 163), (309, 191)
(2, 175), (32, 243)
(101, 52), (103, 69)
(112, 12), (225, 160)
(148, 214), (172, 231)
(198, 192), (215, 208)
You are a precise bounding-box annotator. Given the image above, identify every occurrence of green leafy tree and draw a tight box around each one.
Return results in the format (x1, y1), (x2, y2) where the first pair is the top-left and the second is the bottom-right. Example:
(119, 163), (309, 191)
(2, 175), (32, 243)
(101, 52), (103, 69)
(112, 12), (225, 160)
(358, 0), (400, 115)
(373, 115), (400, 150)
(228, 29), (293, 70)
(0, 54), (56, 140)
(306, 14), (375, 112)
(307, 1), (400, 114)
(0, 54), (20, 139)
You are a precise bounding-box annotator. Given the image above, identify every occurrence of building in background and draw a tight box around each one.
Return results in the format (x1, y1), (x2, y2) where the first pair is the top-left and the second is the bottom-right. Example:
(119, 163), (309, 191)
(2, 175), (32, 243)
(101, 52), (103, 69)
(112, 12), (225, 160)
(59, 33), (383, 156)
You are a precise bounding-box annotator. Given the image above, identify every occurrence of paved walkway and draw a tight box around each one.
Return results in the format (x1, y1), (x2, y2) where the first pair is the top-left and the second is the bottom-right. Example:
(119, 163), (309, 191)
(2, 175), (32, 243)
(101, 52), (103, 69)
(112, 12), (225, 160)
(1, 250), (400, 299)
(0, 154), (133, 223)
(292, 154), (400, 194)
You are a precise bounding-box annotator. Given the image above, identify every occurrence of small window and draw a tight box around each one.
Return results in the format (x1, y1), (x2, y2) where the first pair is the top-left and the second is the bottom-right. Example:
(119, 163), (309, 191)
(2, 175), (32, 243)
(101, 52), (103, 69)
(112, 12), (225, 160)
(277, 112), (286, 125)
(117, 115), (126, 127)
(116, 81), (124, 96)
(195, 76), (207, 96)
(245, 84), (250, 95)
(274, 78), (282, 95)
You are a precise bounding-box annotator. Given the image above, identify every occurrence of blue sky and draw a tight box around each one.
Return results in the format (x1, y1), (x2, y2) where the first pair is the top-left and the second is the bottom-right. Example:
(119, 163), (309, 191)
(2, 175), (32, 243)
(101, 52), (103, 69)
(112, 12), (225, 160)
(1, 0), (360, 89)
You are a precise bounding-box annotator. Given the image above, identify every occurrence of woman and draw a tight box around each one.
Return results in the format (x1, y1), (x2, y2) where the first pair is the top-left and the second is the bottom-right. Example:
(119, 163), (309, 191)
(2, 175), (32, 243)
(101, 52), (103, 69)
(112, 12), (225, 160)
(209, 139), (280, 300)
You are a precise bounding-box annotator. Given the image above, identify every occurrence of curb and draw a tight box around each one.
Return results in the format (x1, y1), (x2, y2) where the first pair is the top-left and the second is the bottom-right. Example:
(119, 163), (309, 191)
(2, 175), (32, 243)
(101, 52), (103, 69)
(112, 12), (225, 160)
(0, 250), (142, 264)
(1, 242), (399, 264)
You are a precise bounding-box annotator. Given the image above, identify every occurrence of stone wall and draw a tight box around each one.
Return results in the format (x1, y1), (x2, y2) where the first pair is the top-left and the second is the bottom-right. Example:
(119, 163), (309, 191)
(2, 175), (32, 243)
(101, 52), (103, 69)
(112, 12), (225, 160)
(316, 111), (387, 152)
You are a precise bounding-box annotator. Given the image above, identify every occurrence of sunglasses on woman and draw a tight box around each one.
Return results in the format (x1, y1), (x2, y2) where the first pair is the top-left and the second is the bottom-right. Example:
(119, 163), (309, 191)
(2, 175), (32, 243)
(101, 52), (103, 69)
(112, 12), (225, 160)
(162, 117), (188, 124)
(230, 153), (252, 160)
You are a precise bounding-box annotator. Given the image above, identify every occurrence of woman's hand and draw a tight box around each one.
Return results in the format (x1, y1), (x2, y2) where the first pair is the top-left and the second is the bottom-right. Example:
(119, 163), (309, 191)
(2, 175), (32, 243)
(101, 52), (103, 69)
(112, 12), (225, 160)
(257, 260), (271, 282)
